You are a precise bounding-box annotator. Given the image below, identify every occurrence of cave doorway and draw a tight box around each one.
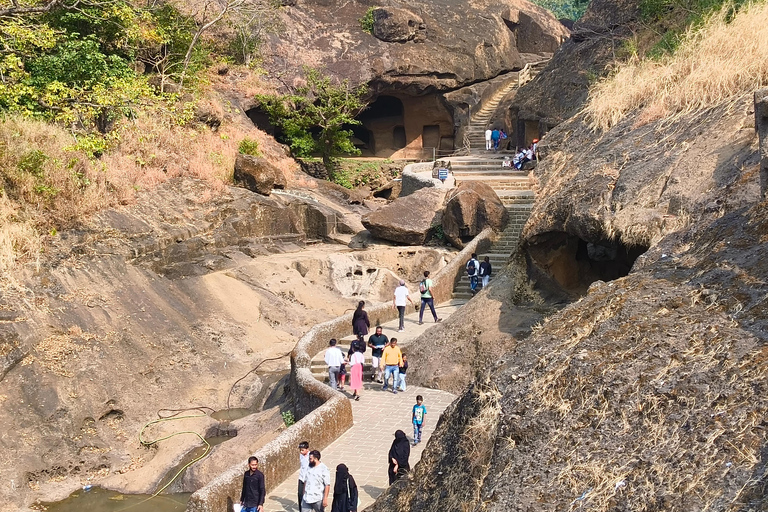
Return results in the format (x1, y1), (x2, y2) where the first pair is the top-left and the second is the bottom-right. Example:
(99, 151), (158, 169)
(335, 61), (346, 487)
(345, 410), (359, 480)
(422, 125), (440, 149)
(356, 96), (405, 156)
(525, 232), (649, 296)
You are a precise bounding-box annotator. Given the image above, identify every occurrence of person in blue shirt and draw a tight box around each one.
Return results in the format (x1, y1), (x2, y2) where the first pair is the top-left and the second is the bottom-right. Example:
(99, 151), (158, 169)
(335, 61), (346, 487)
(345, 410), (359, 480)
(412, 395), (427, 446)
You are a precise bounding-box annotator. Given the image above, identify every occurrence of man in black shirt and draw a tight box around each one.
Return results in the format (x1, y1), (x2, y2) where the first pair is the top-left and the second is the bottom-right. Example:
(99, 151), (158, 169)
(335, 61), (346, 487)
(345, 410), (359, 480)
(240, 456), (265, 512)
(368, 326), (388, 383)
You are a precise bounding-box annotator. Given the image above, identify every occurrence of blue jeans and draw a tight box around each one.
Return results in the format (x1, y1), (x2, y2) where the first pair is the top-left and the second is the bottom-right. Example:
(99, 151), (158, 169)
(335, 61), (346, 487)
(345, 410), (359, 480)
(243, 507), (259, 512)
(383, 365), (400, 390)
(413, 422), (423, 442)
(398, 373), (406, 391)
(419, 297), (437, 322)
(469, 275), (479, 291)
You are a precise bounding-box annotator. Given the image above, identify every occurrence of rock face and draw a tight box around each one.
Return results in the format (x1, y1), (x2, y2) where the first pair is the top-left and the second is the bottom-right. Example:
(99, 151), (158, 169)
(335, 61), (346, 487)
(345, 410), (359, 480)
(367, 201), (768, 512)
(266, 0), (570, 95)
(361, 187), (448, 245)
(234, 153), (287, 195)
(756, 88), (768, 198)
(442, 182), (509, 248)
(510, 0), (640, 127)
(372, 7), (426, 43)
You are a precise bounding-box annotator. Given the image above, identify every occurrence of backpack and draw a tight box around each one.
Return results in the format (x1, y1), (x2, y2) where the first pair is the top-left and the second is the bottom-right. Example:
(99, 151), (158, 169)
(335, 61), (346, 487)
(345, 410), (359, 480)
(466, 260), (476, 276)
(419, 280), (428, 293)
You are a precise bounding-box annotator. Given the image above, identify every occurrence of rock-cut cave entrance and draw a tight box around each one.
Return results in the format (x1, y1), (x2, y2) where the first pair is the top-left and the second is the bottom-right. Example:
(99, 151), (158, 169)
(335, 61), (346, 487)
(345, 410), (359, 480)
(525, 232), (649, 296)
(356, 95), (405, 156)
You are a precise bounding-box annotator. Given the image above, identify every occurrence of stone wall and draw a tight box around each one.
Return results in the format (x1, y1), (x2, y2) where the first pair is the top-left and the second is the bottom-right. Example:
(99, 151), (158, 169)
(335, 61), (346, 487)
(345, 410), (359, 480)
(185, 228), (494, 512)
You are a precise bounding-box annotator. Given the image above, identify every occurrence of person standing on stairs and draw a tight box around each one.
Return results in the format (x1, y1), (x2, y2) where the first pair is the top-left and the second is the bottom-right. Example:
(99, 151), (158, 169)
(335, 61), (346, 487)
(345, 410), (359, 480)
(485, 126), (493, 151)
(491, 128), (501, 151)
(466, 253), (480, 295)
(479, 256), (492, 288)
(368, 326), (388, 382)
(324, 339), (345, 390)
(352, 301), (369, 343)
(418, 270), (441, 324)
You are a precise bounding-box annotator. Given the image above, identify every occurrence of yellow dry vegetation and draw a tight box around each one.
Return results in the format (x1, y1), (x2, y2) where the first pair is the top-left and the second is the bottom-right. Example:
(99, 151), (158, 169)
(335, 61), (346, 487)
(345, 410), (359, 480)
(585, 1), (768, 131)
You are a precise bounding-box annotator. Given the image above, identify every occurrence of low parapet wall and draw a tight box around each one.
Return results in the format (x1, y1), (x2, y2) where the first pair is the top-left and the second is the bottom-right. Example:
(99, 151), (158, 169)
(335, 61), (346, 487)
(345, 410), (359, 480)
(186, 227), (494, 511)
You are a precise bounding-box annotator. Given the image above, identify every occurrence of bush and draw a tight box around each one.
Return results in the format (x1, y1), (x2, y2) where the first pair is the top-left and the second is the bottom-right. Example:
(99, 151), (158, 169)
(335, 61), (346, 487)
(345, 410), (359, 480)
(281, 410), (295, 427)
(238, 138), (261, 156)
(359, 8), (375, 34)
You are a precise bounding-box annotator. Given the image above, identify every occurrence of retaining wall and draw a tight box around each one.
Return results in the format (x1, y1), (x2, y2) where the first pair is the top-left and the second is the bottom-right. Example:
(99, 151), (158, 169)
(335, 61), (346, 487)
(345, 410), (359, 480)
(185, 227), (494, 512)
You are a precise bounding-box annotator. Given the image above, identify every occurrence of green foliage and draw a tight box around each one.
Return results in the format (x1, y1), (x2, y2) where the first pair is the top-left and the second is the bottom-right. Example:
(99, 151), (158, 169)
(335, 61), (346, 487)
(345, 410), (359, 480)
(359, 7), (375, 34)
(530, 0), (590, 20)
(431, 224), (445, 241)
(255, 67), (368, 171)
(281, 410), (295, 427)
(329, 167), (353, 189)
(238, 138), (261, 156)
(0, 0), (208, 129)
(17, 149), (48, 178)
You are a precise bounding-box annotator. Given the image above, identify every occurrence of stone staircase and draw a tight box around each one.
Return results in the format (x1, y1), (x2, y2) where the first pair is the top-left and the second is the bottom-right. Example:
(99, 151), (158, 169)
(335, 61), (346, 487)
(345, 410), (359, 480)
(451, 196), (533, 300)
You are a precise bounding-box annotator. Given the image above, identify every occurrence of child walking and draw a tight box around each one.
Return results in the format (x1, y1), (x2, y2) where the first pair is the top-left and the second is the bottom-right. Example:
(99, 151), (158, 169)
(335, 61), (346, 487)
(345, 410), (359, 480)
(398, 354), (408, 392)
(412, 395), (427, 446)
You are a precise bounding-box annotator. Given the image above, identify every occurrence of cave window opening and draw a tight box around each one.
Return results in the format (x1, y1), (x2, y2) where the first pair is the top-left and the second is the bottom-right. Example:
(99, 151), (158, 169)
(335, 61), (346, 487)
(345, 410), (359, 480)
(575, 238), (650, 285)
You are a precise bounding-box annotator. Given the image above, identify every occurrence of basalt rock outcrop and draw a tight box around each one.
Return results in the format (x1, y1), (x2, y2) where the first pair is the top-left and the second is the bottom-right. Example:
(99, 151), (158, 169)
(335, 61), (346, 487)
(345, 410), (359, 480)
(265, 0), (570, 95)
(234, 153), (287, 195)
(442, 182), (508, 249)
(368, 198), (768, 512)
(510, 0), (640, 127)
(361, 187), (447, 245)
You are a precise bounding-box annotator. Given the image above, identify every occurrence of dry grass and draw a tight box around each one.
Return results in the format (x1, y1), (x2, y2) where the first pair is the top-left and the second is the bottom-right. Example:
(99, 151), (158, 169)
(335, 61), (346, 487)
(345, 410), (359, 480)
(585, 1), (768, 131)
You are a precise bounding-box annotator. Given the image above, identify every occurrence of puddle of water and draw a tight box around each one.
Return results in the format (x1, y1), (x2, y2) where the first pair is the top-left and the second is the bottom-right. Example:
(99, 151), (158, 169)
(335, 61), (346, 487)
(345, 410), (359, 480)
(210, 407), (252, 422)
(40, 487), (190, 512)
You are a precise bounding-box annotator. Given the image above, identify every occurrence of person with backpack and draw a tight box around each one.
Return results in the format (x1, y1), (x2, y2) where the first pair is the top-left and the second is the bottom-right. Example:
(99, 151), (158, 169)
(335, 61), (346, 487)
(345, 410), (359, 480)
(479, 256), (492, 288)
(466, 253), (480, 295)
(417, 270), (441, 325)
(491, 128), (501, 151)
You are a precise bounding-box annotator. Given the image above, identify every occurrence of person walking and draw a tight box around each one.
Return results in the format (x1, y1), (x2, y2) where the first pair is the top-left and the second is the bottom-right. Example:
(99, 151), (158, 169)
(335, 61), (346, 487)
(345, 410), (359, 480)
(298, 441), (310, 508)
(397, 354), (408, 392)
(479, 256), (492, 288)
(301, 450), (331, 512)
(348, 345), (365, 401)
(351, 301), (370, 343)
(331, 464), (358, 512)
(491, 128), (500, 151)
(240, 456), (265, 512)
(393, 280), (415, 332)
(387, 430), (411, 485)
(485, 127), (493, 151)
(418, 270), (441, 325)
(381, 338), (403, 394)
(368, 326), (388, 382)
(412, 395), (427, 445)
(324, 339), (345, 390)
(466, 253), (480, 295)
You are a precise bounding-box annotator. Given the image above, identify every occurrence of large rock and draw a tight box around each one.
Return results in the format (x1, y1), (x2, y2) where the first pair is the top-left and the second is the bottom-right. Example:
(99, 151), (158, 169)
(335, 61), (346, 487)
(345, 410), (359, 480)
(442, 182), (508, 248)
(234, 154), (287, 196)
(265, 0), (570, 95)
(361, 187), (448, 245)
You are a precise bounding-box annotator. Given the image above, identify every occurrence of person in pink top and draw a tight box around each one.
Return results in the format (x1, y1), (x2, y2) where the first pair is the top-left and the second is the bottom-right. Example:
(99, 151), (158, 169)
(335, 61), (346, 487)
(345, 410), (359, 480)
(348, 346), (365, 401)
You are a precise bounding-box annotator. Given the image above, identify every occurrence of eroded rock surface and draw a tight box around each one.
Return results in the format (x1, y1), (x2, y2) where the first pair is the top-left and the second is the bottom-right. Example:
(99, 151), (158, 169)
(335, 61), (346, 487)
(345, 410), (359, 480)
(234, 153), (287, 195)
(266, 0), (570, 94)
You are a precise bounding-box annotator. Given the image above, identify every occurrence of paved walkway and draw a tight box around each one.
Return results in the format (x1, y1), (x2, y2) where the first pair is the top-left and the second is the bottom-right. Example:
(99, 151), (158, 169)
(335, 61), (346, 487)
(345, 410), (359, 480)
(266, 304), (463, 512)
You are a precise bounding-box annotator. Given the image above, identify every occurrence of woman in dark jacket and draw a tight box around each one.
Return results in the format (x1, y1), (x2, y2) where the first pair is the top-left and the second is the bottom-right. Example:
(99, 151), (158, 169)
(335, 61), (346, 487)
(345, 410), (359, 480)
(351, 301), (370, 342)
(387, 430), (411, 484)
(331, 463), (358, 512)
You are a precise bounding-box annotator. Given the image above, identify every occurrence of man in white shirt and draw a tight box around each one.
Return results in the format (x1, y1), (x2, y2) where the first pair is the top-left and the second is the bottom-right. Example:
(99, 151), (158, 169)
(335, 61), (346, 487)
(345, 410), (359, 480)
(485, 127), (493, 150)
(324, 339), (344, 390)
(466, 253), (480, 296)
(297, 441), (309, 508)
(392, 280), (414, 332)
(300, 450), (331, 512)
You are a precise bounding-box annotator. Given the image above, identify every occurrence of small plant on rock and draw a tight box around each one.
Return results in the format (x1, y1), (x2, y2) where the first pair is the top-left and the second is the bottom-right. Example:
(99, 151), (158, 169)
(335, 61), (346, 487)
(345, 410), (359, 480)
(359, 8), (376, 34)
(238, 138), (261, 156)
(281, 410), (296, 427)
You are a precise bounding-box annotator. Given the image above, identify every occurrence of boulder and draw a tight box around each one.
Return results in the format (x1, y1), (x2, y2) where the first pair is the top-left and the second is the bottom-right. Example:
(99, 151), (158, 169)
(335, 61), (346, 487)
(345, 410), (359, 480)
(361, 187), (448, 245)
(442, 181), (508, 248)
(372, 7), (426, 43)
(401, 170), (440, 196)
(234, 154), (287, 196)
(372, 179), (402, 200)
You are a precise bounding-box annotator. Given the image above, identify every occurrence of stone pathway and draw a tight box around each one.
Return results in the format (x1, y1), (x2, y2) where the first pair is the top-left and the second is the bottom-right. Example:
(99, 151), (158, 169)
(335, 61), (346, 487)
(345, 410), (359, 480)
(266, 305), (463, 512)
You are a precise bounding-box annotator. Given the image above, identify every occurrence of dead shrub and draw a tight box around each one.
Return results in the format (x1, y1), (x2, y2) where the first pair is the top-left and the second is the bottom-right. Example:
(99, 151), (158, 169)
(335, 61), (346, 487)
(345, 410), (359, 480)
(586, 1), (768, 131)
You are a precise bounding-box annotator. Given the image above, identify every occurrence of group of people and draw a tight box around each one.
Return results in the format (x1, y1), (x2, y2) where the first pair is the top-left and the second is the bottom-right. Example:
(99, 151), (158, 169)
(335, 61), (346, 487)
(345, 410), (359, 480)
(238, 394), (428, 512)
(484, 127), (508, 151)
(465, 253), (492, 296)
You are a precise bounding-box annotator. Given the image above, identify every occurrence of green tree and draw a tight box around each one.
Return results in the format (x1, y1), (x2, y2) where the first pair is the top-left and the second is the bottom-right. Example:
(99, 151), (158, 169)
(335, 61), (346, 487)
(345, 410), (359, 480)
(255, 67), (368, 172)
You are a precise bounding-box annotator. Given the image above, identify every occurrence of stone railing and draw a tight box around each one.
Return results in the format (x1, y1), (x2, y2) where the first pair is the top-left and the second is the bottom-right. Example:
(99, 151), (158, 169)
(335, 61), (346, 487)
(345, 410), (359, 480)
(185, 227), (495, 512)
